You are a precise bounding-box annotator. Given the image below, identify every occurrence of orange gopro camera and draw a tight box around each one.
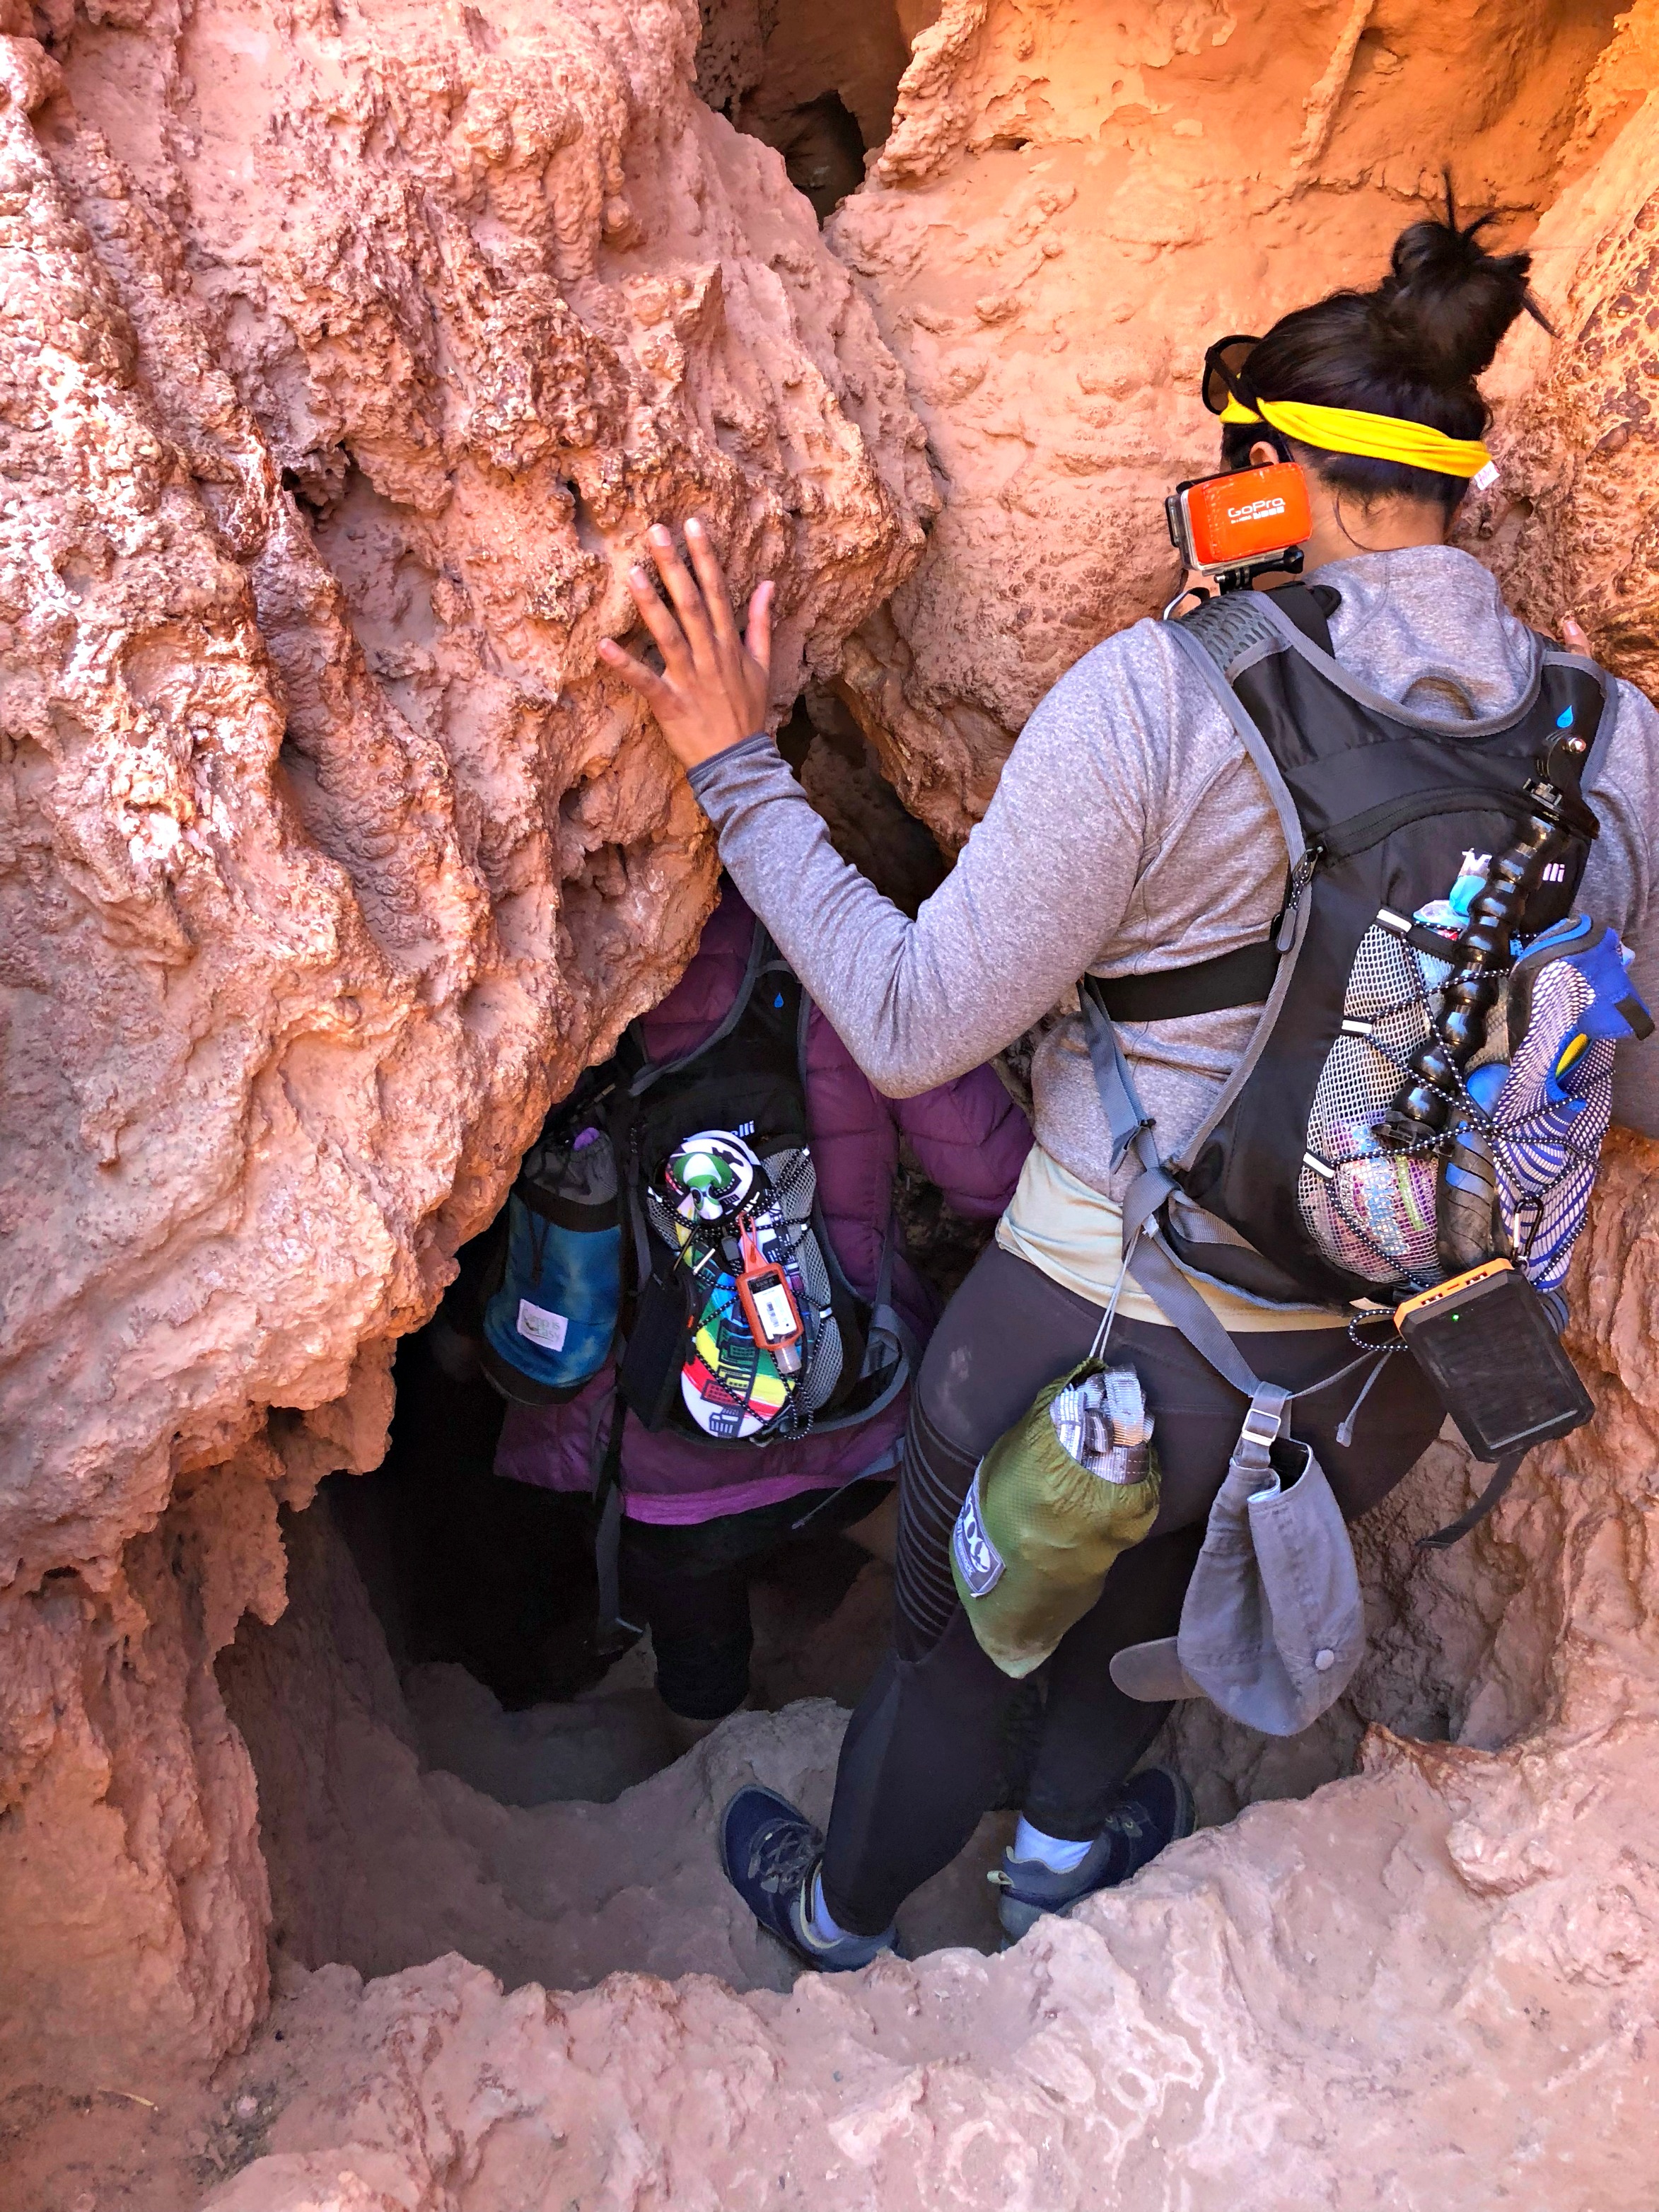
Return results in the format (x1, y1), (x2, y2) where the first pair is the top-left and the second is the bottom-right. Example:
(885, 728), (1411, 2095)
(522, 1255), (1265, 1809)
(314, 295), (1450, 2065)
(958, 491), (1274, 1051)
(1166, 460), (1312, 578)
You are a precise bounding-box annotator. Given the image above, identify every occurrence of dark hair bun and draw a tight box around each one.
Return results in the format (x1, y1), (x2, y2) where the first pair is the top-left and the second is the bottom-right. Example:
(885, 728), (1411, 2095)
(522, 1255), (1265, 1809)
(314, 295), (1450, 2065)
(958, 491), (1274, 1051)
(1226, 178), (1554, 508)
(1368, 183), (1547, 390)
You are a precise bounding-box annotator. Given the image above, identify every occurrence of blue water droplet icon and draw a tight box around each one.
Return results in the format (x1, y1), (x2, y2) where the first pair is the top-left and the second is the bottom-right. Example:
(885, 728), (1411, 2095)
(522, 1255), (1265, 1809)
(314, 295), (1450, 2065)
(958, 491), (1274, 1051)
(1556, 705), (1576, 728)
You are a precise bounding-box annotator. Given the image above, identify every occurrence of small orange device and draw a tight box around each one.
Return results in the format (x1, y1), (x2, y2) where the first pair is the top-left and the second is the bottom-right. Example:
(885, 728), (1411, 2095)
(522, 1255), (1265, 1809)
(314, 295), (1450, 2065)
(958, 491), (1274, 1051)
(735, 1220), (804, 1375)
(1166, 460), (1313, 583)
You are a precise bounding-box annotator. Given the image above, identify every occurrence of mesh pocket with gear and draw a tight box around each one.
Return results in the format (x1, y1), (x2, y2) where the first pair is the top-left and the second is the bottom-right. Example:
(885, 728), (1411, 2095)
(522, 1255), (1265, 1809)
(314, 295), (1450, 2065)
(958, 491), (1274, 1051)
(1299, 913), (1519, 1291)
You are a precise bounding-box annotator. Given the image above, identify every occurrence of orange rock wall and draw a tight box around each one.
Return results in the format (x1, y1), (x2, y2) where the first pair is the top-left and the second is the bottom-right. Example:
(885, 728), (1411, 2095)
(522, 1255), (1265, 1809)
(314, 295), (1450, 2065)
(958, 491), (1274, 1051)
(0, 0), (925, 2090)
(830, 0), (1628, 841)
(1460, 5), (1659, 690)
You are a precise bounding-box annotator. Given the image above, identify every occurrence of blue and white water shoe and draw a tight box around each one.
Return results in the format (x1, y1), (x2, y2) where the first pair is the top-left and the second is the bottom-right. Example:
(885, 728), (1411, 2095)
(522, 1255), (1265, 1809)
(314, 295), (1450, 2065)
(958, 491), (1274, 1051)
(719, 1786), (896, 1972)
(991, 1766), (1197, 1941)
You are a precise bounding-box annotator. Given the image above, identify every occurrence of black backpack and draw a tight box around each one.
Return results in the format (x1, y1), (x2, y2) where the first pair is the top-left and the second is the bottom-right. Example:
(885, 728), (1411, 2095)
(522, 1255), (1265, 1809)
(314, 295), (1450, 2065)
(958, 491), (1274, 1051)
(610, 919), (912, 1448)
(1100, 581), (1608, 1305)
(1085, 581), (1629, 1539)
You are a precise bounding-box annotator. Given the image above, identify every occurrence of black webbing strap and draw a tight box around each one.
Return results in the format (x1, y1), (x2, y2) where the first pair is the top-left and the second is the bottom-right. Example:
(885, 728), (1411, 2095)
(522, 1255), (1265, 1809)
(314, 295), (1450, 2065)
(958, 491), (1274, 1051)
(1266, 579), (1340, 653)
(592, 1393), (639, 1648)
(1092, 938), (1280, 1023)
(1414, 1450), (1524, 1551)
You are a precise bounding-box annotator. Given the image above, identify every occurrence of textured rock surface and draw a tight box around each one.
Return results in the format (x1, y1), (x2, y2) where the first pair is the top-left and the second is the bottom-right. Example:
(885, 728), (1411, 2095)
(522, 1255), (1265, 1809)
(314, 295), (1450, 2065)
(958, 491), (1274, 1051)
(827, 0), (1629, 842)
(1458, 3), (1659, 687)
(160, 1143), (1659, 2210)
(0, 0), (925, 2090)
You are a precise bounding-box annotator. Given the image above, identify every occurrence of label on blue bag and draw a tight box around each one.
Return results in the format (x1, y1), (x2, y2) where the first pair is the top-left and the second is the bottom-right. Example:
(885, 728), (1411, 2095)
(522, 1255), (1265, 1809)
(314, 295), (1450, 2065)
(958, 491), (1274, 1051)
(953, 1469), (1003, 1598)
(516, 1298), (569, 1351)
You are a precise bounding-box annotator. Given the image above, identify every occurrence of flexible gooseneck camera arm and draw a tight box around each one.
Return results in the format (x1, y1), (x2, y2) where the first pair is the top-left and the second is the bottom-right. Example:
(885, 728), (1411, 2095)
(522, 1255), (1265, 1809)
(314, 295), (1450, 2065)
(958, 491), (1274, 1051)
(1378, 729), (1597, 1154)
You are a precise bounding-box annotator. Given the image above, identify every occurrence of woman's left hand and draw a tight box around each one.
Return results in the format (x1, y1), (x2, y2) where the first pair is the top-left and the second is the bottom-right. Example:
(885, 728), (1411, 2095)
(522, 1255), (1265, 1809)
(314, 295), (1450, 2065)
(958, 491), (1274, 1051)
(598, 518), (775, 771)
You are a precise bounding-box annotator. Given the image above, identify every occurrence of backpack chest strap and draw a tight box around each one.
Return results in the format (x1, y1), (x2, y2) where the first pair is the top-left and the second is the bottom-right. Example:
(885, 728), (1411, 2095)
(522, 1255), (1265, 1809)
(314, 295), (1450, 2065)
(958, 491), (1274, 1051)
(1090, 939), (1280, 1023)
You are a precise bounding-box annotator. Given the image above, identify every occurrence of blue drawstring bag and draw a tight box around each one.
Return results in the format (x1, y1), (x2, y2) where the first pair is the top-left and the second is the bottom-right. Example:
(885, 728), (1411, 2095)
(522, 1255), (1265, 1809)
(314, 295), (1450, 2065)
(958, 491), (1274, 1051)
(1486, 915), (1654, 1305)
(480, 1124), (621, 1403)
(1300, 913), (1651, 1303)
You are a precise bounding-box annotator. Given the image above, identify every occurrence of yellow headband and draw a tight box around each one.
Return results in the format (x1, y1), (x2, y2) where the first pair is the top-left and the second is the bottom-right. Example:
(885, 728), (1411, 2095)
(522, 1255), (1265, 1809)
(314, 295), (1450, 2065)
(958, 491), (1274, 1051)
(1219, 395), (1492, 479)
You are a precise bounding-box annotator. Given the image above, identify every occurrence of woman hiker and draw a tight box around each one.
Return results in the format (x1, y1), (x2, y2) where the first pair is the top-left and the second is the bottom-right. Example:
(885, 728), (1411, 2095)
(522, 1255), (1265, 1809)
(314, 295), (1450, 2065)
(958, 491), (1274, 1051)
(598, 199), (1659, 1967)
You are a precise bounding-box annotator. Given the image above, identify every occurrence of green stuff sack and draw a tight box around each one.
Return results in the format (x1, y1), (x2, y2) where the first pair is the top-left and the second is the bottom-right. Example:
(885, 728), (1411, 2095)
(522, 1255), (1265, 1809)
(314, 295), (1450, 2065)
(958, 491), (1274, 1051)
(950, 1361), (1160, 1678)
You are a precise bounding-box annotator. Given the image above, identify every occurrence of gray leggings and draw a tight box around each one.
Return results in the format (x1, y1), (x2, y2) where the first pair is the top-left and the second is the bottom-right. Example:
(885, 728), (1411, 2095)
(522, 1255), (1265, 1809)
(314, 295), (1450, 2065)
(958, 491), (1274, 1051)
(819, 1241), (1446, 1936)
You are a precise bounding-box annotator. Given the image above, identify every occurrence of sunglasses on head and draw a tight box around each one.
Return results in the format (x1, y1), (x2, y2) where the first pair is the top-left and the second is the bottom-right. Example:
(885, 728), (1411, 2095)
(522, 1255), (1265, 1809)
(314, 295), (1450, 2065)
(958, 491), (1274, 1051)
(1202, 333), (1260, 417)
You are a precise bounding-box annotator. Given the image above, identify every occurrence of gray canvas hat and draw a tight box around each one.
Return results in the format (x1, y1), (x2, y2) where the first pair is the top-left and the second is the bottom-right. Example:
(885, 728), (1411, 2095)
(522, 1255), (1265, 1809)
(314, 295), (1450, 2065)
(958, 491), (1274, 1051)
(1110, 1384), (1365, 1735)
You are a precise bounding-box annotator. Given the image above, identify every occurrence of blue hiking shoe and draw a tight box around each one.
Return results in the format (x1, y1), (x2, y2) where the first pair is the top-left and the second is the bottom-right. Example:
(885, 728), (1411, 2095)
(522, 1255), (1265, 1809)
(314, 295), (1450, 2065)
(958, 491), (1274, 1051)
(719, 1786), (896, 1972)
(991, 1766), (1197, 1942)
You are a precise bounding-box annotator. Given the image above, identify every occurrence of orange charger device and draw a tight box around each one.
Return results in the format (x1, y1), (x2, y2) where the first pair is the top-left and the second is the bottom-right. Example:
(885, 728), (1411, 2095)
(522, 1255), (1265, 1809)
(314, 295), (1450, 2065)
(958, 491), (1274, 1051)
(735, 1221), (804, 1375)
(1166, 460), (1313, 579)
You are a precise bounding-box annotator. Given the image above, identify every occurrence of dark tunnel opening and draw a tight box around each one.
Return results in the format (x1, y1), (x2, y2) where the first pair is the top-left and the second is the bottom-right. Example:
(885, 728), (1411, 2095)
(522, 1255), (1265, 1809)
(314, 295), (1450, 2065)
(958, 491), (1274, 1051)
(696, 0), (943, 222)
(221, 677), (982, 1838)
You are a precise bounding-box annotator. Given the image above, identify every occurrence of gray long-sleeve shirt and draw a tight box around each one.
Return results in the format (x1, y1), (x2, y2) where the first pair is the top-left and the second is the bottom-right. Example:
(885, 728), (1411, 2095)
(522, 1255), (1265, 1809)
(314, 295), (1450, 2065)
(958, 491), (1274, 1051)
(688, 545), (1659, 1195)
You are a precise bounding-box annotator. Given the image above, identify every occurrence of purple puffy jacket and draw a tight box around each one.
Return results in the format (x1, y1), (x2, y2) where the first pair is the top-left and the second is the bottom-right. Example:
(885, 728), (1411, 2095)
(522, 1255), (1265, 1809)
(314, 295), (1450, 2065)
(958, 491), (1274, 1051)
(495, 887), (1032, 1524)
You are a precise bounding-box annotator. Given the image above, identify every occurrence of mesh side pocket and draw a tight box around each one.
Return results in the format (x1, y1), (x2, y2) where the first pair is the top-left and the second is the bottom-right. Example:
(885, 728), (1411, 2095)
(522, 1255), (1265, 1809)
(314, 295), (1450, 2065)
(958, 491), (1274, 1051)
(1301, 909), (1630, 1301)
(759, 1148), (844, 1422)
(644, 1184), (687, 1250)
(1299, 924), (1449, 1288)
(764, 1146), (817, 1224)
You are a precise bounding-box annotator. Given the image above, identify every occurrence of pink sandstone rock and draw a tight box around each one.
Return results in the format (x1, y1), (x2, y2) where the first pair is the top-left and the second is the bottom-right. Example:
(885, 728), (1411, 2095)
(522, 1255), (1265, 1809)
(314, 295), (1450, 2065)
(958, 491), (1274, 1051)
(0, 0), (925, 2092)
(1457, 11), (1659, 692)
(827, 0), (1634, 844)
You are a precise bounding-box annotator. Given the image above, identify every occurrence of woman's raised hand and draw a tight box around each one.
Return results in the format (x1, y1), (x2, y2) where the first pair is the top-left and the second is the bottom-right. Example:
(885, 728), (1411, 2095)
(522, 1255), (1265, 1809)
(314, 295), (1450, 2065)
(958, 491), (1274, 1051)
(597, 518), (775, 771)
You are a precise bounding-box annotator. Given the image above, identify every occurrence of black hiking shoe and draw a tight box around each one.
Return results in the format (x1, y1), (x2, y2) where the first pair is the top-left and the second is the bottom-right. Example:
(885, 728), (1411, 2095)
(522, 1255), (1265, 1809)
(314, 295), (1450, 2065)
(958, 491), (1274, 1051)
(991, 1766), (1197, 1942)
(719, 1786), (896, 1972)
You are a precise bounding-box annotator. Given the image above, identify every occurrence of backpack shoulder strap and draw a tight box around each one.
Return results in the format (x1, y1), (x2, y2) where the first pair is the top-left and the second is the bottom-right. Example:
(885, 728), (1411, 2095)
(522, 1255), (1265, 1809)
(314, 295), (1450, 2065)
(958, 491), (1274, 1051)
(1097, 610), (1315, 1042)
(1539, 646), (1617, 791)
(1092, 588), (1336, 1027)
(1081, 603), (1319, 1239)
(1165, 612), (1311, 892)
(792, 979), (921, 1413)
(625, 916), (774, 1099)
(1266, 581), (1339, 653)
(1175, 580), (1339, 674)
(1173, 588), (1283, 677)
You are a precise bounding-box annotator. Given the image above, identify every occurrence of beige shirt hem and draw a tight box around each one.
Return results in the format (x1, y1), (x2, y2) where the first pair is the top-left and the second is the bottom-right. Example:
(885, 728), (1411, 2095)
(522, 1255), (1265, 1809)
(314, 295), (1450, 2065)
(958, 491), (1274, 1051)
(996, 1146), (1351, 1334)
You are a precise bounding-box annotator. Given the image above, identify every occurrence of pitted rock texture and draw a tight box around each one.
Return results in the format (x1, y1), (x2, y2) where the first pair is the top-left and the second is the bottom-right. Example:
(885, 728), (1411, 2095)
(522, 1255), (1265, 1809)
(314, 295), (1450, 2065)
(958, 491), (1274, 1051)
(826, 0), (1629, 843)
(1458, 6), (1659, 690)
(0, 0), (925, 2090)
(162, 1143), (1659, 2212)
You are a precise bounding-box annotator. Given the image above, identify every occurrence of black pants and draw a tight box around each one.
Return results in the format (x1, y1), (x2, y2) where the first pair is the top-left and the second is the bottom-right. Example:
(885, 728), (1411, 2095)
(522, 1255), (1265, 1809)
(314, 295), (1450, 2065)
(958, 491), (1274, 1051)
(621, 1479), (891, 1720)
(819, 1242), (1446, 1936)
